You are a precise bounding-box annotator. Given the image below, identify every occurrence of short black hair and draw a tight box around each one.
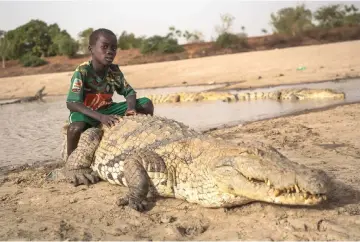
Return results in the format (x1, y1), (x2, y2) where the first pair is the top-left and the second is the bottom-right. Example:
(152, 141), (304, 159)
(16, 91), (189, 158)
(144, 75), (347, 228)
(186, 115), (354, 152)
(89, 28), (116, 46)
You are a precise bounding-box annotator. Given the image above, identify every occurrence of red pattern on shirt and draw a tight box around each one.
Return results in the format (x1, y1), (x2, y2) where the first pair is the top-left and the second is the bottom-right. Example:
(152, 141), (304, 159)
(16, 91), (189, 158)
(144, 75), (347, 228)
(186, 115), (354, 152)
(84, 93), (113, 110)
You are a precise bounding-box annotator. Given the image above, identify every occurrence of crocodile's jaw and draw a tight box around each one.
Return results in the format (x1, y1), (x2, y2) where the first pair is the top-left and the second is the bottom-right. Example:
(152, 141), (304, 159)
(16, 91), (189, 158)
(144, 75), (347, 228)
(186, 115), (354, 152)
(213, 163), (329, 206)
(211, 142), (330, 206)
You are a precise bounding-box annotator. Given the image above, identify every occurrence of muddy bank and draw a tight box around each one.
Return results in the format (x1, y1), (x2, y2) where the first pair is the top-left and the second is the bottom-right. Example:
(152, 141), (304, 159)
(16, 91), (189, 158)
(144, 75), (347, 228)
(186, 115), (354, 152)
(1, 103), (360, 240)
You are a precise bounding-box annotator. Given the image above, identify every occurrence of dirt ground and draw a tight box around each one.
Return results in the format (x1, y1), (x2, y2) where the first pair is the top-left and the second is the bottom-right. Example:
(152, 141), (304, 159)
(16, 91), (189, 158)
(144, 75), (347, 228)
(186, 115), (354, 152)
(0, 40), (359, 100)
(1, 102), (360, 240)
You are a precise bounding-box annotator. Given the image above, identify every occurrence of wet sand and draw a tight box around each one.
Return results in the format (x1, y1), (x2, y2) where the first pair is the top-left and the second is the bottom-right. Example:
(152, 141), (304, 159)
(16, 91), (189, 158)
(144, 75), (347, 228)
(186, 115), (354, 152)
(1, 102), (360, 240)
(0, 40), (359, 100)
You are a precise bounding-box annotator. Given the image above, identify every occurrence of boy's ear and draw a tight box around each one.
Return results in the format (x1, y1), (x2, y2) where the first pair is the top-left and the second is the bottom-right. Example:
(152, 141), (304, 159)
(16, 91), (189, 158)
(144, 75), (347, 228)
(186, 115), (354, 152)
(88, 45), (92, 53)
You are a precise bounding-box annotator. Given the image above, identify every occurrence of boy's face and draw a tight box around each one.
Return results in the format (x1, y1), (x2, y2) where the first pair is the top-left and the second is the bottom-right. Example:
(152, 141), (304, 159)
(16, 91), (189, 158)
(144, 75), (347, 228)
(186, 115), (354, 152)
(90, 33), (117, 66)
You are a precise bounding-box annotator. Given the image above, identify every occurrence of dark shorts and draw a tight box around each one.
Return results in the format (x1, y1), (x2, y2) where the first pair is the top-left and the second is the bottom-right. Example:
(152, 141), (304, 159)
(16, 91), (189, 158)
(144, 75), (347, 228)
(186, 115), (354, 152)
(69, 97), (151, 127)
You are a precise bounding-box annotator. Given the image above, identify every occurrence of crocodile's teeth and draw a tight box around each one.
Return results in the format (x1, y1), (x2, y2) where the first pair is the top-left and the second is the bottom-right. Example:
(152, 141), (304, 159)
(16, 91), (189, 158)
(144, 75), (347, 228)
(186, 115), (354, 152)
(295, 184), (300, 193)
(267, 180), (271, 186)
(274, 189), (281, 197)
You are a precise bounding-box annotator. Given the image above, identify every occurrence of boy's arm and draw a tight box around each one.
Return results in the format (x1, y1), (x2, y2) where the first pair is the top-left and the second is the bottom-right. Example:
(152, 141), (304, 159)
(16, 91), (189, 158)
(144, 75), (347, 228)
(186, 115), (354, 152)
(66, 71), (119, 127)
(125, 93), (137, 114)
(67, 102), (119, 127)
(114, 70), (137, 115)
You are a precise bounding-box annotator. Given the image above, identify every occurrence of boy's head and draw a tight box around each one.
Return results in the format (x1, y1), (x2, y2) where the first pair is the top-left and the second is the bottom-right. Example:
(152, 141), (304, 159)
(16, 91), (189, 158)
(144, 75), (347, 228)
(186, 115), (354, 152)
(88, 28), (117, 67)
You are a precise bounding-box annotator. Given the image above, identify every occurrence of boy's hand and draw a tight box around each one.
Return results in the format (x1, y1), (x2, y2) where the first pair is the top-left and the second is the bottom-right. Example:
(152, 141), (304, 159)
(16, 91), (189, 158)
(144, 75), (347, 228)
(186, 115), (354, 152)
(125, 109), (137, 116)
(99, 114), (120, 128)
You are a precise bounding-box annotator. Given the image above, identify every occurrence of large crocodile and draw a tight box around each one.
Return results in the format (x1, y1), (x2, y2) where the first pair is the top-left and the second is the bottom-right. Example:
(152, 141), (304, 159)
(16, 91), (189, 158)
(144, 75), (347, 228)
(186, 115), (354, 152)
(146, 88), (345, 104)
(50, 115), (330, 212)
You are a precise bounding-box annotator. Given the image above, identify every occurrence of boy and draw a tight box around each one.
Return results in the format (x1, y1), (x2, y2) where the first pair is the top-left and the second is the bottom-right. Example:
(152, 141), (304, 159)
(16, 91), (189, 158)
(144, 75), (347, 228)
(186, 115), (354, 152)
(66, 28), (154, 159)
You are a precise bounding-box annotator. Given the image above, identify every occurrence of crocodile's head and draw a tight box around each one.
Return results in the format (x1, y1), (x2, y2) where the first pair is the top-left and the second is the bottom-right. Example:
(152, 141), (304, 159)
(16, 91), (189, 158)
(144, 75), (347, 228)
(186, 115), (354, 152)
(280, 88), (346, 100)
(212, 141), (330, 206)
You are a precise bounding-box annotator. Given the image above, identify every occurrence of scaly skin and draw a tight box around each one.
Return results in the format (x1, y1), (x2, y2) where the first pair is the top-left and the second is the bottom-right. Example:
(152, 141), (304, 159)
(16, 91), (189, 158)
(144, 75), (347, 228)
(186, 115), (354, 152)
(146, 88), (345, 104)
(51, 115), (330, 211)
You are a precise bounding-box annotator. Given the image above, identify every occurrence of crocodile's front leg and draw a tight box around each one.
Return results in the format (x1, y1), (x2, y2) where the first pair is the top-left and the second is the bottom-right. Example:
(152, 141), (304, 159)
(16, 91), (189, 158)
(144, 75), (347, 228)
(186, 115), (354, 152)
(48, 127), (103, 186)
(116, 149), (169, 212)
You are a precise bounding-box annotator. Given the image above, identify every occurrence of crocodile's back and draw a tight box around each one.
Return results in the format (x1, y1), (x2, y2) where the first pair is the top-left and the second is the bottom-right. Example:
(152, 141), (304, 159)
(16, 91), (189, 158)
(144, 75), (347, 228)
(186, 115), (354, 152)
(92, 115), (198, 181)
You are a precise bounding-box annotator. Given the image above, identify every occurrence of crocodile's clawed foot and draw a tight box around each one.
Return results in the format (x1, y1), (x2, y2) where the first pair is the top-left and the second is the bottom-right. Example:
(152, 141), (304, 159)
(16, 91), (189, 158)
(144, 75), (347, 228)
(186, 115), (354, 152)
(116, 195), (148, 212)
(71, 171), (101, 187)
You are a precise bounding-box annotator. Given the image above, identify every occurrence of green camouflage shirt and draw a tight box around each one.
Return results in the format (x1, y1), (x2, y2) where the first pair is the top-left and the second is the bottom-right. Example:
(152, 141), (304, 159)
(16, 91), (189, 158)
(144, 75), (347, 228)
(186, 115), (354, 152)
(66, 61), (136, 110)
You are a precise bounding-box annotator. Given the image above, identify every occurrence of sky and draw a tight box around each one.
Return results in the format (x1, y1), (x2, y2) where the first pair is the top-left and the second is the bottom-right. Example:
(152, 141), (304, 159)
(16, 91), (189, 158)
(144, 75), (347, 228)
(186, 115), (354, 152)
(1, 0), (360, 43)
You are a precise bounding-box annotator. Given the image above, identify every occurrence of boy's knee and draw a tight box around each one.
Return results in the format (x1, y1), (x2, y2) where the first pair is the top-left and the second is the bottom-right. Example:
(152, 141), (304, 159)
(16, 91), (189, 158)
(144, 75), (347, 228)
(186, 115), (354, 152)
(140, 98), (154, 115)
(67, 122), (87, 136)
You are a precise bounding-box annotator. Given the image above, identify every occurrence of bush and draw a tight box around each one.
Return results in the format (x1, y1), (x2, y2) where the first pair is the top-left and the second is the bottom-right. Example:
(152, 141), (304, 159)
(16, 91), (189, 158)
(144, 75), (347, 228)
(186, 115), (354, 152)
(303, 25), (360, 42)
(140, 35), (184, 54)
(20, 53), (47, 67)
(58, 36), (79, 57)
(215, 32), (249, 50)
(264, 33), (288, 48)
(118, 31), (144, 50)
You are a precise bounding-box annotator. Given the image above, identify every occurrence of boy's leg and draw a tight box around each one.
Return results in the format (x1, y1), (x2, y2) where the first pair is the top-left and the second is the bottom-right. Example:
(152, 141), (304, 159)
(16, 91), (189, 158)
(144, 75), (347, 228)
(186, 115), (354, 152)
(67, 112), (100, 157)
(100, 97), (154, 116)
(136, 98), (154, 116)
(67, 122), (87, 157)
(66, 97), (154, 157)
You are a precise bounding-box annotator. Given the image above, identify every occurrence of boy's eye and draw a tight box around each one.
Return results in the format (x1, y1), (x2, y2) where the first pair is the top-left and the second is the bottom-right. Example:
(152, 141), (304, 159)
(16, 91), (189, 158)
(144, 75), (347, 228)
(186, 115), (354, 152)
(102, 45), (108, 49)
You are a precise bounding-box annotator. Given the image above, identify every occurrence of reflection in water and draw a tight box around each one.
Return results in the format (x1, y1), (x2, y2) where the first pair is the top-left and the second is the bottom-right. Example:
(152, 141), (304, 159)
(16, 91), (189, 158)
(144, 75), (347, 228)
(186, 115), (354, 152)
(154, 98), (346, 131)
(136, 78), (360, 130)
(0, 78), (359, 167)
(233, 78), (360, 102)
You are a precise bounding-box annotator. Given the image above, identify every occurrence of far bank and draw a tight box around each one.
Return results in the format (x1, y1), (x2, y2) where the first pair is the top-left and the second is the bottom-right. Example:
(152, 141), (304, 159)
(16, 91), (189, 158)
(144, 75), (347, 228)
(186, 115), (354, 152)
(0, 40), (359, 100)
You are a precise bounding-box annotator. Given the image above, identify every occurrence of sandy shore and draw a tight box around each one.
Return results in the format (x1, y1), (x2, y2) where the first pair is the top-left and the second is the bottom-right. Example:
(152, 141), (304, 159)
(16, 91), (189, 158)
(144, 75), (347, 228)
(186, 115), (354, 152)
(0, 40), (359, 100)
(1, 102), (360, 240)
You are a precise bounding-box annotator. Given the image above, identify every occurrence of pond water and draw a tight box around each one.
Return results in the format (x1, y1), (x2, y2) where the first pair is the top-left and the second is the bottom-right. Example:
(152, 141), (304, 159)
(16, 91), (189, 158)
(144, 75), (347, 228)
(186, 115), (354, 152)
(127, 78), (360, 131)
(0, 78), (359, 169)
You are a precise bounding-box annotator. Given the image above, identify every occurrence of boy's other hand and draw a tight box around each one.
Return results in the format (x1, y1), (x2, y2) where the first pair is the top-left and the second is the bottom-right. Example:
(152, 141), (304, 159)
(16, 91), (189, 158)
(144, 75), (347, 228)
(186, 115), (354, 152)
(100, 114), (120, 128)
(125, 109), (137, 116)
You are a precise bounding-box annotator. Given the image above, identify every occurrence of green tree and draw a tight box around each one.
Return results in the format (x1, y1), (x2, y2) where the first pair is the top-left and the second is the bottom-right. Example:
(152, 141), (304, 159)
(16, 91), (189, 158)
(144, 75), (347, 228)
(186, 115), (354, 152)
(314, 4), (360, 28)
(213, 13), (248, 50)
(168, 26), (183, 39)
(215, 32), (248, 50)
(182, 30), (204, 43)
(140, 35), (184, 54)
(57, 35), (79, 57)
(2, 20), (78, 60)
(314, 4), (345, 28)
(48, 23), (61, 39)
(270, 4), (314, 36)
(117, 31), (144, 50)
(344, 4), (360, 26)
(78, 28), (93, 54)
(19, 53), (47, 67)
(167, 26), (204, 44)
(46, 23), (78, 57)
(5, 19), (52, 58)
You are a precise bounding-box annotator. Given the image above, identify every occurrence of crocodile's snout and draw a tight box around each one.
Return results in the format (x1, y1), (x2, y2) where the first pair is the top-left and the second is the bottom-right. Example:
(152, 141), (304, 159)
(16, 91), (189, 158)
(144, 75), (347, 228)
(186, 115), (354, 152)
(212, 141), (330, 206)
